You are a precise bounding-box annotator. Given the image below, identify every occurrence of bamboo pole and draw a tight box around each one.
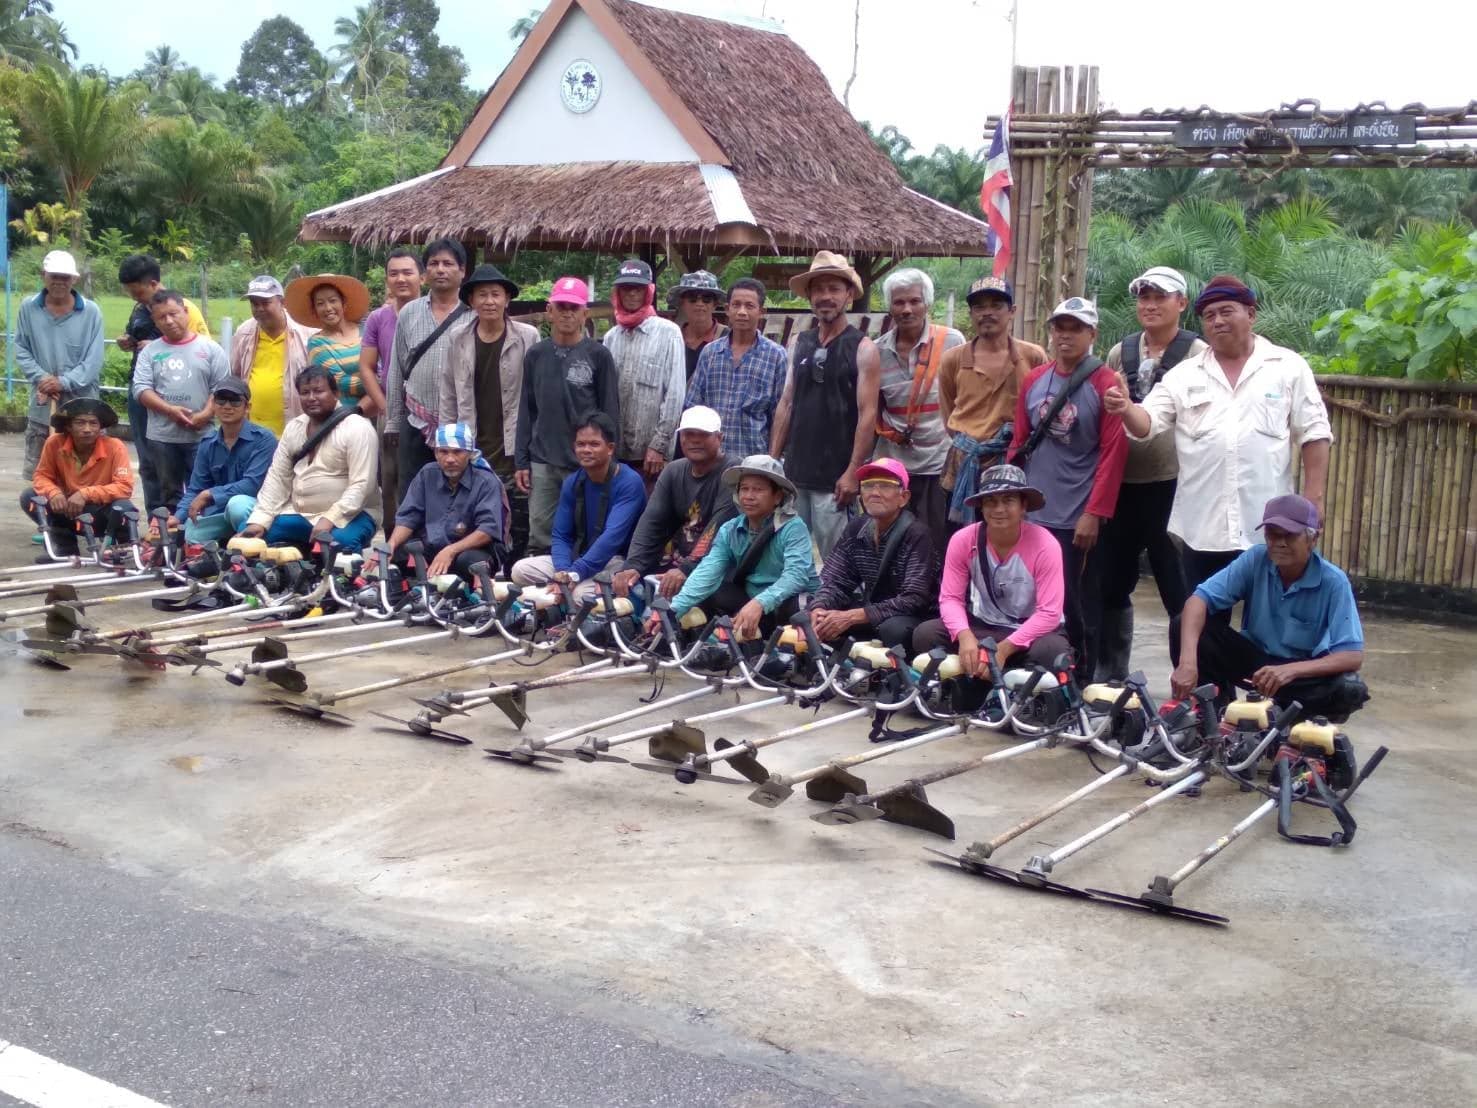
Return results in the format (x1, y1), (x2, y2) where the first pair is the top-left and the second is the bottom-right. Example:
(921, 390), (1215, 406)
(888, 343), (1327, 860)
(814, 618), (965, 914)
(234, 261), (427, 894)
(1433, 412), (1461, 584)
(1379, 389), (1401, 579)
(1021, 71), (1047, 344)
(1417, 399), (1442, 583)
(1394, 409), (1419, 581)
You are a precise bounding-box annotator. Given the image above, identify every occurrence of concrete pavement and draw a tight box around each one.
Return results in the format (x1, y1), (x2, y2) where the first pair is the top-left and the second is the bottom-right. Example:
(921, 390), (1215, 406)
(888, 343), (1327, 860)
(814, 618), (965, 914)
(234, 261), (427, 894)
(2, 433), (1475, 1105)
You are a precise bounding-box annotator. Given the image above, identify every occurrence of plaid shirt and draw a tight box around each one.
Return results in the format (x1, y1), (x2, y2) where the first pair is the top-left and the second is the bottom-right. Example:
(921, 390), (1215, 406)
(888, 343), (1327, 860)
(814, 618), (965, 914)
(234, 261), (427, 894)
(685, 332), (789, 458)
(603, 315), (685, 459)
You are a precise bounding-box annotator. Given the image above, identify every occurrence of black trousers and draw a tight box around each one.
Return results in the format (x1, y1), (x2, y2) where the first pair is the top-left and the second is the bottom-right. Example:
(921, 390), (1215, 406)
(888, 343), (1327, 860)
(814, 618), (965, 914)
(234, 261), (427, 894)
(1168, 614), (1370, 721)
(21, 488), (129, 553)
(1181, 546), (1240, 626)
(908, 473), (950, 566)
(392, 542), (497, 581)
(1099, 479), (1187, 616)
(825, 614), (921, 650)
(911, 616), (1071, 670)
(396, 428), (437, 502)
(707, 581), (801, 637)
(1045, 525), (1100, 679)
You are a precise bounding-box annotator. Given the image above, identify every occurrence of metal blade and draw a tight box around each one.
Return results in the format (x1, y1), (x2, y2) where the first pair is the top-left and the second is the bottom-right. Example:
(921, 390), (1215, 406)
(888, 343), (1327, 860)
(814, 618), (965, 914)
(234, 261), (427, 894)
(545, 746), (627, 764)
(1083, 887), (1230, 926)
(810, 795), (885, 826)
(483, 745), (561, 768)
(368, 711), (473, 744)
(747, 777), (794, 808)
(646, 721), (706, 763)
(626, 760), (747, 784)
(804, 767), (869, 805)
(269, 698), (354, 726)
(710, 737), (769, 784)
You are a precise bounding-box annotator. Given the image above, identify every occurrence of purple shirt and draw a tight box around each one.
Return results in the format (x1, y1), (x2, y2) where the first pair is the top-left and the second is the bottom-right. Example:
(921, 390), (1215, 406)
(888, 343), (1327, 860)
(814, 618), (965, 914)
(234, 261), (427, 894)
(362, 303), (398, 389)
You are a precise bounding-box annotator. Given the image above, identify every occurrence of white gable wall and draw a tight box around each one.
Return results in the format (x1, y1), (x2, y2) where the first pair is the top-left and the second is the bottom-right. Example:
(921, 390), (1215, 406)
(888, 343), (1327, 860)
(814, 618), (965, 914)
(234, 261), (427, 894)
(467, 7), (701, 166)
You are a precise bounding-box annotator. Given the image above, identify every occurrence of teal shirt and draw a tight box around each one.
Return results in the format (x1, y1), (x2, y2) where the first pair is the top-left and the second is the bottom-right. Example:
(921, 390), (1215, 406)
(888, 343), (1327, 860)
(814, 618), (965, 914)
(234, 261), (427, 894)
(671, 512), (821, 618)
(14, 290), (104, 425)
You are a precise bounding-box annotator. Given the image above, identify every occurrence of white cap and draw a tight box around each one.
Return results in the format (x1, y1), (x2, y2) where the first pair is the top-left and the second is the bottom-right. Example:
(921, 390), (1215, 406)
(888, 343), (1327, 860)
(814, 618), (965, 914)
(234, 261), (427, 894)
(1048, 296), (1099, 328)
(41, 250), (79, 278)
(1129, 266), (1188, 296)
(676, 405), (722, 434)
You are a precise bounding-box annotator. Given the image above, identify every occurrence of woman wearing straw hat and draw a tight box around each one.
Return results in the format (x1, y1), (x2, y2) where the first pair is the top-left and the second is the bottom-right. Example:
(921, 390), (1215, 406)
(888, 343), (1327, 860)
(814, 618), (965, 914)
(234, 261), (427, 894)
(286, 273), (372, 411)
(911, 464), (1070, 679)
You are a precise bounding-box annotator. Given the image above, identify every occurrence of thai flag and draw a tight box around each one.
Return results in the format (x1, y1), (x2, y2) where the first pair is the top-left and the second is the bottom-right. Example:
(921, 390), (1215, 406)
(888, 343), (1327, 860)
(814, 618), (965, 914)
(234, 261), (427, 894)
(980, 106), (1013, 278)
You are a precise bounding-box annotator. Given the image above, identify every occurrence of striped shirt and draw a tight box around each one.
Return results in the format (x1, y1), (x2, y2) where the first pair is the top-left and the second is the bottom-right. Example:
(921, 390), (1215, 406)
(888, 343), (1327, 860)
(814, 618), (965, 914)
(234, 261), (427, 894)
(603, 315), (686, 459)
(685, 332), (789, 458)
(307, 333), (365, 407)
(386, 297), (468, 440)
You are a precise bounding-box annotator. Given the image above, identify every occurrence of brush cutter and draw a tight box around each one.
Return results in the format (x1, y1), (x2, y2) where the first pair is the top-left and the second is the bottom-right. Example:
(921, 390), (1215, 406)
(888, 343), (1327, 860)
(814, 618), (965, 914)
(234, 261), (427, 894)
(403, 654), (651, 734)
(570, 692), (789, 764)
(636, 703), (876, 786)
(2, 578), (203, 635)
(485, 677), (734, 766)
(379, 657), (617, 740)
(746, 720), (969, 809)
(811, 732), (1067, 838)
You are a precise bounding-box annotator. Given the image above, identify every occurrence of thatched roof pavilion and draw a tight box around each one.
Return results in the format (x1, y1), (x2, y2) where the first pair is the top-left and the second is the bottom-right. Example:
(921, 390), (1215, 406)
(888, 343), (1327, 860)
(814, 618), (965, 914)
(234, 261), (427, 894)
(299, 0), (987, 286)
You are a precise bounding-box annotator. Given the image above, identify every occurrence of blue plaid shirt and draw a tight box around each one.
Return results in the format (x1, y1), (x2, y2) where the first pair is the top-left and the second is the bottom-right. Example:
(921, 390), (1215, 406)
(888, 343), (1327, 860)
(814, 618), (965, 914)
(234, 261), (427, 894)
(685, 333), (789, 458)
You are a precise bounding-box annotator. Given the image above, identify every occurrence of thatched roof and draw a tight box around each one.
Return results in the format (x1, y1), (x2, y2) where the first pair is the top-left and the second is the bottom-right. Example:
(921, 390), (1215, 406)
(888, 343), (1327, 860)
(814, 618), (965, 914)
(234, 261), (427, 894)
(300, 0), (987, 258)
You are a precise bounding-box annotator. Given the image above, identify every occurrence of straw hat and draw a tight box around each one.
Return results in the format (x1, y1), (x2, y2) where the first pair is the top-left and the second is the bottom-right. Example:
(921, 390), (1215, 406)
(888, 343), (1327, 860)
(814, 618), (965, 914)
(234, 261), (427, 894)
(788, 251), (864, 302)
(284, 273), (371, 327)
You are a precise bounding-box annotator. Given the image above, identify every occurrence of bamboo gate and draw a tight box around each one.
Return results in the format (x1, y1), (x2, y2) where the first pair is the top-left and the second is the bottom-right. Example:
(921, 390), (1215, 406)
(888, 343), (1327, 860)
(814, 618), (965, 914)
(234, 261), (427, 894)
(995, 72), (1477, 599)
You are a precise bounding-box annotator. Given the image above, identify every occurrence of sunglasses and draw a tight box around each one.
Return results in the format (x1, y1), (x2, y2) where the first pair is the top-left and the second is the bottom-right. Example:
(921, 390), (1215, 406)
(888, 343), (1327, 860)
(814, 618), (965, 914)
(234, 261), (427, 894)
(213, 394), (247, 405)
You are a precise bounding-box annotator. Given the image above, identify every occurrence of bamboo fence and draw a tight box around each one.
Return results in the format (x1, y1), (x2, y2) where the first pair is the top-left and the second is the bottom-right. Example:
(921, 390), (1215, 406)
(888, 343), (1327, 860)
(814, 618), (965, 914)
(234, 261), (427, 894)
(1308, 376), (1477, 591)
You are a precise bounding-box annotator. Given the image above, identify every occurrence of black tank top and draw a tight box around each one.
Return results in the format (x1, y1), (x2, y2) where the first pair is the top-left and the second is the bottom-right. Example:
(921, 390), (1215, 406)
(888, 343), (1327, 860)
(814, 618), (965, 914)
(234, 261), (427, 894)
(786, 325), (863, 489)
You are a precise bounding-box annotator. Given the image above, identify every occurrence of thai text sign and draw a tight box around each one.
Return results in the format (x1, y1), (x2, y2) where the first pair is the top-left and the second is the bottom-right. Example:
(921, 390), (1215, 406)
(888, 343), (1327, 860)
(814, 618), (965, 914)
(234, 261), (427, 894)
(1173, 114), (1417, 148)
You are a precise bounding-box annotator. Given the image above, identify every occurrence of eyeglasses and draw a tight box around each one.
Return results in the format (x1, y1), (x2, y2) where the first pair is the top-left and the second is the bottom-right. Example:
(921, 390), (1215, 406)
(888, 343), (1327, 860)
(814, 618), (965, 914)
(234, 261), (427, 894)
(859, 479), (903, 491)
(807, 345), (829, 384)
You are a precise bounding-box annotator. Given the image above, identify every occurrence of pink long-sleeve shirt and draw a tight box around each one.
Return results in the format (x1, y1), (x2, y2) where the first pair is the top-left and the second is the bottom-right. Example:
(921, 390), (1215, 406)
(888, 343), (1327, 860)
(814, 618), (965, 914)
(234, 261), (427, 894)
(939, 522), (1065, 648)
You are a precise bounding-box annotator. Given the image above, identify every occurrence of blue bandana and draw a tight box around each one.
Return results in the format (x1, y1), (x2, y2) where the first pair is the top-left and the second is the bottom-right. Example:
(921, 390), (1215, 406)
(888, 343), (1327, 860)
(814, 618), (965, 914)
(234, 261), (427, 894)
(434, 422), (492, 471)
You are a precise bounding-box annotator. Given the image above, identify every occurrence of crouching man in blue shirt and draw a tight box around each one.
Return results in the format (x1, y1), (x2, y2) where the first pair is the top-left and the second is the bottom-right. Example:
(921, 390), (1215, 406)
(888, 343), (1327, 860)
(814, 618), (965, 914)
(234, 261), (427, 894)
(174, 378), (278, 543)
(510, 412), (646, 602)
(1169, 494), (1370, 722)
(371, 422), (507, 580)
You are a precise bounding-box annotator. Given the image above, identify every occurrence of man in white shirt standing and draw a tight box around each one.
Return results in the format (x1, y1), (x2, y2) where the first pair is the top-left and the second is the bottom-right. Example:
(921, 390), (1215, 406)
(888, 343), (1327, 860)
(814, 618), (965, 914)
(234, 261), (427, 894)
(603, 259), (685, 491)
(1104, 274), (1332, 596)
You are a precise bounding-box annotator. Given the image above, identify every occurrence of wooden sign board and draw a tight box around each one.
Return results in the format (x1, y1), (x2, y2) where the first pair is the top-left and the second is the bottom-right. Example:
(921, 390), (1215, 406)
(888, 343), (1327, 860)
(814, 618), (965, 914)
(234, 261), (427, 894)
(1173, 114), (1418, 148)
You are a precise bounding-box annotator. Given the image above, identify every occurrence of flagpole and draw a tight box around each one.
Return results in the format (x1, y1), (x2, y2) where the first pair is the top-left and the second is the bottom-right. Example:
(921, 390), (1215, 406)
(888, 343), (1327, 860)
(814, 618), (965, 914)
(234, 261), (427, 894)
(1009, 0), (1019, 72)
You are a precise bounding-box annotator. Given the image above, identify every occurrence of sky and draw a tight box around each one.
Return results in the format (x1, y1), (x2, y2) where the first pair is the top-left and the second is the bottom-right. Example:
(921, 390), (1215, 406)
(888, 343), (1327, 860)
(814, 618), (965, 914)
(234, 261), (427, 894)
(59, 0), (1477, 155)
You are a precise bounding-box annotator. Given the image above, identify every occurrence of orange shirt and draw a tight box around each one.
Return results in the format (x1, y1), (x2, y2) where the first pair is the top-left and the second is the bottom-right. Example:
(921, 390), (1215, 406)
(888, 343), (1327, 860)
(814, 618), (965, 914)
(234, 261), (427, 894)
(31, 432), (134, 503)
(938, 337), (1049, 442)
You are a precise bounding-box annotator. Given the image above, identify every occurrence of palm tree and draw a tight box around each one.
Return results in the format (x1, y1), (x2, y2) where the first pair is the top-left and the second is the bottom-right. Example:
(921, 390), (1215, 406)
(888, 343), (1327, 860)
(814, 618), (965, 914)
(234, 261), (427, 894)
(133, 119), (255, 227)
(911, 145), (985, 216)
(508, 7), (543, 42)
(139, 44), (181, 93)
(1093, 168), (1212, 226)
(219, 176), (300, 263)
(13, 67), (147, 241)
(333, 3), (407, 119)
(301, 51), (344, 118)
(1320, 169), (1461, 243)
(0, 0), (74, 69)
(158, 68), (224, 125)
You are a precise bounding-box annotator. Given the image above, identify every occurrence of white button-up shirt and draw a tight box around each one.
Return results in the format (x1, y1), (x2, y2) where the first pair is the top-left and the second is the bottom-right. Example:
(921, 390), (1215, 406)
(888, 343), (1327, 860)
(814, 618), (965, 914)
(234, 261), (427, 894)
(1131, 335), (1332, 552)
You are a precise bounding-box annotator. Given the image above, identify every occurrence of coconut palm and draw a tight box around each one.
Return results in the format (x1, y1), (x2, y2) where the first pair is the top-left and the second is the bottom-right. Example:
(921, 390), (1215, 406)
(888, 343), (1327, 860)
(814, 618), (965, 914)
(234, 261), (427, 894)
(158, 68), (224, 125)
(139, 44), (181, 93)
(12, 67), (147, 230)
(508, 7), (543, 42)
(0, 0), (74, 69)
(333, 3), (408, 116)
(301, 51), (345, 117)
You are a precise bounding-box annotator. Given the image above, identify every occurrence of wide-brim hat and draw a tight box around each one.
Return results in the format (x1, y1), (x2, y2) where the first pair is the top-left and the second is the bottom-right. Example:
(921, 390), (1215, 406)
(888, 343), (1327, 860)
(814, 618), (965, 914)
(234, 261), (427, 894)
(722, 454), (797, 500)
(284, 273), (371, 327)
(667, 269), (723, 308)
(460, 263), (520, 304)
(788, 251), (864, 302)
(964, 463), (1045, 511)
(51, 396), (117, 433)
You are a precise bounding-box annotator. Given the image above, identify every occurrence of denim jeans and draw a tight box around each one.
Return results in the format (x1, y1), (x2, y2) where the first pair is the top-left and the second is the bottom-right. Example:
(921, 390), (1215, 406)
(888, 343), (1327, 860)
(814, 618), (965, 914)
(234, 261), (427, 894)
(260, 508), (378, 553)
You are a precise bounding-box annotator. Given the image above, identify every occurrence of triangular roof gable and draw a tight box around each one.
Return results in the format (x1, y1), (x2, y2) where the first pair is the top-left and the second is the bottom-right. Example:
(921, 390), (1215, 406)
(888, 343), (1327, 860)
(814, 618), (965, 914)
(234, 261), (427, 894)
(443, 0), (728, 169)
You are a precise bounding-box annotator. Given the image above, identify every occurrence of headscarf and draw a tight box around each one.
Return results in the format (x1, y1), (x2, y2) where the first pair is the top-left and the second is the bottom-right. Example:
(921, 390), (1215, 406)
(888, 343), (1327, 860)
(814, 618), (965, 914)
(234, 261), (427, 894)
(613, 283), (657, 330)
(1193, 275), (1258, 314)
(433, 422), (492, 471)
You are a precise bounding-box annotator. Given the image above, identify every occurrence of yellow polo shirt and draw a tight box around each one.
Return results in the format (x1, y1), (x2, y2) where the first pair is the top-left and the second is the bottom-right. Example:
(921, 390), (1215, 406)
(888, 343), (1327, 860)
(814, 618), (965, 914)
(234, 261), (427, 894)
(250, 331), (287, 436)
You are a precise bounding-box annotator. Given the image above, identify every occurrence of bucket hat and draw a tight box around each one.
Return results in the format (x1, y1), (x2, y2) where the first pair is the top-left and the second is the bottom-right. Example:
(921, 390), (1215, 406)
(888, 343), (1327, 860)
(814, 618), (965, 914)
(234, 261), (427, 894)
(964, 463), (1045, 512)
(722, 454), (797, 500)
(460, 263), (520, 304)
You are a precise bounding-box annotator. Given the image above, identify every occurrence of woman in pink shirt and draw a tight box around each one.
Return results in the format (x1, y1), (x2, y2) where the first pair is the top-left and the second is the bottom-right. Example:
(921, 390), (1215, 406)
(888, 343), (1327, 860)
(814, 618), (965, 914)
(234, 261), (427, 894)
(911, 464), (1069, 677)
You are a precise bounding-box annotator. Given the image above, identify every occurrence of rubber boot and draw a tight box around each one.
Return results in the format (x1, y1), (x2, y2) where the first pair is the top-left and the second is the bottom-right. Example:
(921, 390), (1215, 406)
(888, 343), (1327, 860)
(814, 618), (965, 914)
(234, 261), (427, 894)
(1094, 605), (1134, 683)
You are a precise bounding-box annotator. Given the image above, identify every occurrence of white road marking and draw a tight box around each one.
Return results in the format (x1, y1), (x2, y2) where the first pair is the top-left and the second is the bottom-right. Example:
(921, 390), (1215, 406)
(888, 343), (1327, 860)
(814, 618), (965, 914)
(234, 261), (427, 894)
(0, 1038), (168, 1108)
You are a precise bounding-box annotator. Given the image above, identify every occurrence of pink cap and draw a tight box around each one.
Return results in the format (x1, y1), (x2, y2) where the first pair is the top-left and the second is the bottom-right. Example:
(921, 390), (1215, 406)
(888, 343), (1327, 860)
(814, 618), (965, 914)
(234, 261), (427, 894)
(855, 457), (909, 489)
(549, 277), (589, 306)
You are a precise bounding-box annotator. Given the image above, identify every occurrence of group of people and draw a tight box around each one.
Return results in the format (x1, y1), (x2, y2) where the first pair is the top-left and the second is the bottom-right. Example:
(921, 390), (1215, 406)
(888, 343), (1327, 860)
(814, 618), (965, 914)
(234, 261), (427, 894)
(13, 244), (1369, 719)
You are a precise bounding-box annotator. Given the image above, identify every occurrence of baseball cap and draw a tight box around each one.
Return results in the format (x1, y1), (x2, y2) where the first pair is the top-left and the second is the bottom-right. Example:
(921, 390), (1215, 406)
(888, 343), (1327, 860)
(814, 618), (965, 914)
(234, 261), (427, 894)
(613, 259), (654, 287)
(1258, 494), (1320, 533)
(549, 276), (589, 306)
(41, 250), (80, 278)
(1129, 266), (1188, 297)
(212, 379), (251, 402)
(1048, 296), (1099, 328)
(246, 275), (284, 300)
(966, 274), (1014, 306)
(676, 405), (722, 434)
(855, 458), (910, 489)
